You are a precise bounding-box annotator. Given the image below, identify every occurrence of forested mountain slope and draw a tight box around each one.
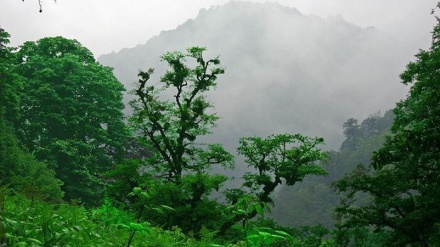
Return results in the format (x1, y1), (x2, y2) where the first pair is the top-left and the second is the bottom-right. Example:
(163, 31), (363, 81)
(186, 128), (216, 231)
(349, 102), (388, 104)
(272, 111), (394, 228)
(99, 1), (408, 150)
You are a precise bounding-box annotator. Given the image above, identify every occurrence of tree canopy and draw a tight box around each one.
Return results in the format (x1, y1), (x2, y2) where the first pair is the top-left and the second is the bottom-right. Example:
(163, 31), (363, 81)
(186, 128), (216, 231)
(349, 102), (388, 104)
(11, 36), (127, 205)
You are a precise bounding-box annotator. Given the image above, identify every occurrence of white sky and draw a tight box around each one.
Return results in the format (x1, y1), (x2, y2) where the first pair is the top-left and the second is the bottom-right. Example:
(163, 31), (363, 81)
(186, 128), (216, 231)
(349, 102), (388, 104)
(1, 0), (438, 57)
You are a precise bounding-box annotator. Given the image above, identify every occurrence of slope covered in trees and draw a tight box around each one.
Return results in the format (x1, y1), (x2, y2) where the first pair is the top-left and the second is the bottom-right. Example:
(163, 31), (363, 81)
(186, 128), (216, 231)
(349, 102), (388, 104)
(334, 15), (440, 246)
(98, 1), (409, 150)
(272, 111), (394, 228)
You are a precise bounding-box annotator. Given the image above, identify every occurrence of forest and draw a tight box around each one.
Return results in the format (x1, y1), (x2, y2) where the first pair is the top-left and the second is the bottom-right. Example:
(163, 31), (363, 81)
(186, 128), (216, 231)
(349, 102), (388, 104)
(1, 4), (440, 246)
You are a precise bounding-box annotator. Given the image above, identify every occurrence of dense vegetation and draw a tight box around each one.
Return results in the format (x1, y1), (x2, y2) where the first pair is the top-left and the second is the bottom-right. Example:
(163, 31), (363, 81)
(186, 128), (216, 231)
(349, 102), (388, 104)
(1, 7), (440, 246)
(272, 110), (394, 229)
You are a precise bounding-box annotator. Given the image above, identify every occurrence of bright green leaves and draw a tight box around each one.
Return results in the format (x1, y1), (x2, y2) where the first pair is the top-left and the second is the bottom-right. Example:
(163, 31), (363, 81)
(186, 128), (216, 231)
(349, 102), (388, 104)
(129, 186), (155, 200)
(224, 195), (294, 246)
(2, 195), (98, 246)
(225, 195), (271, 220)
(238, 134), (327, 202)
(245, 227), (293, 247)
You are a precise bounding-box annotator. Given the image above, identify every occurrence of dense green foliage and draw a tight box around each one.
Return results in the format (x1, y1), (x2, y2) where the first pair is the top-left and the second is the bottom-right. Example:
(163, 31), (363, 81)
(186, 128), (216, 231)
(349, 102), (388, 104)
(0, 27), (63, 201)
(335, 18), (440, 247)
(0, 190), (215, 246)
(2, 190), (338, 246)
(10, 36), (127, 205)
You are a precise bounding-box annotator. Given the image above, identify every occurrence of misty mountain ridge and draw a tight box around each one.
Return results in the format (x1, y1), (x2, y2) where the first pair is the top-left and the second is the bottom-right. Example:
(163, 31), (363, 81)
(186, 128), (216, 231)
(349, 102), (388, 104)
(99, 1), (409, 151)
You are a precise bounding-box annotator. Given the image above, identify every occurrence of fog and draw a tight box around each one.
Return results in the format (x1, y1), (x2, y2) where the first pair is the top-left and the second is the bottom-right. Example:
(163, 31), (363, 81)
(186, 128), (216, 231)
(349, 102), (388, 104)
(98, 1), (426, 153)
(2, 0), (438, 169)
(2, 0), (439, 226)
(0, 0), (436, 57)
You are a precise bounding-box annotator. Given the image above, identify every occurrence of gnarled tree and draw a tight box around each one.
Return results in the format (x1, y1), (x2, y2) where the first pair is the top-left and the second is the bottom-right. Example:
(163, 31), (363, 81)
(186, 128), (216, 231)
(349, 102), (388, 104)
(130, 47), (234, 232)
(219, 133), (328, 235)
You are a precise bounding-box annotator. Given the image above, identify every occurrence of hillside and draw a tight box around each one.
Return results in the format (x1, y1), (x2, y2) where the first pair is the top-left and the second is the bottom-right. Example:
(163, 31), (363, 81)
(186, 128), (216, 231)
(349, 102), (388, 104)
(99, 1), (408, 150)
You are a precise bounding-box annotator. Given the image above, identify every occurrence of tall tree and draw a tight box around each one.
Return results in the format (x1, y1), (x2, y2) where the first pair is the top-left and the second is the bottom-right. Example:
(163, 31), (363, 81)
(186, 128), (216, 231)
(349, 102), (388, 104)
(335, 16), (440, 247)
(129, 47), (234, 232)
(12, 37), (127, 205)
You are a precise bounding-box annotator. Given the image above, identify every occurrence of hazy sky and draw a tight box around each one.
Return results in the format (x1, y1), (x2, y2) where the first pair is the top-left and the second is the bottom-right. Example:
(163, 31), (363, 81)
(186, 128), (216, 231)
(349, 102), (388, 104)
(1, 0), (438, 57)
